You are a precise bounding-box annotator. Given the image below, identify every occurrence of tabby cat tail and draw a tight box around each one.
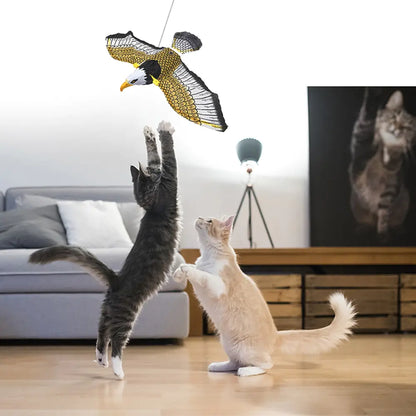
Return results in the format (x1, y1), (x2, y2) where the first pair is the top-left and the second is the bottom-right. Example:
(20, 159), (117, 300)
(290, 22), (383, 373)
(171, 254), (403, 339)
(29, 245), (117, 288)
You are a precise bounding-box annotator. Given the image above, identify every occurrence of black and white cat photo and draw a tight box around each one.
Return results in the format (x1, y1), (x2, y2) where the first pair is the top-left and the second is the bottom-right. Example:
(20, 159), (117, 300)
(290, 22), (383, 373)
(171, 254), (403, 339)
(308, 87), (416, 246)
(350, 88), (416, 240)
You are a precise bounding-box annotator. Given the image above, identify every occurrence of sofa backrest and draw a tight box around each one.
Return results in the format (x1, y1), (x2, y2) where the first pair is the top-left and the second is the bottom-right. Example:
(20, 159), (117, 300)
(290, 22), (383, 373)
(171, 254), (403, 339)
(5, 186), (135, 211)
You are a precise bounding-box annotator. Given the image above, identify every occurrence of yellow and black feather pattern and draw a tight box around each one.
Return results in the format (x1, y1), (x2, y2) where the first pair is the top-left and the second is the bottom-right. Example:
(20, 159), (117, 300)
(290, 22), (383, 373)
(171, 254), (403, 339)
(161, 63), (227, 132)
(106, 31), (162, 65)
(106, 31), (227, 132)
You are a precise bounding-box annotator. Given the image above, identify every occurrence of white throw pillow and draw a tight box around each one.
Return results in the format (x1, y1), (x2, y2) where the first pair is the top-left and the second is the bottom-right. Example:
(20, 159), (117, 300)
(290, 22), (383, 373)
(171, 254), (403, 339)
(15, 194), (142, 242)
(57, 200), (133, 248)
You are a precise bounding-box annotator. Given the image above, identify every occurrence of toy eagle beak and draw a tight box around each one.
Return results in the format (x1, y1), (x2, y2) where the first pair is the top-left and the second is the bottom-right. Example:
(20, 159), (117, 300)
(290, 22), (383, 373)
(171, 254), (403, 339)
(120, 81), (133, 92)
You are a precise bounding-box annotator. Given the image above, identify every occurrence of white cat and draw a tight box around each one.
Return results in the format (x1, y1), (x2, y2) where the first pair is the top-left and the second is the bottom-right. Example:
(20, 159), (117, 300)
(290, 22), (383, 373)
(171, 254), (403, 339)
(174, 216), (356, 377)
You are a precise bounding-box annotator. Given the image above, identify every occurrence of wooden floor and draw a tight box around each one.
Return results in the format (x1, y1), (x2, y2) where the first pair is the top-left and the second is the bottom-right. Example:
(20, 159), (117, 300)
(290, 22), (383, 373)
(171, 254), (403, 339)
(1, 334), (415, 415)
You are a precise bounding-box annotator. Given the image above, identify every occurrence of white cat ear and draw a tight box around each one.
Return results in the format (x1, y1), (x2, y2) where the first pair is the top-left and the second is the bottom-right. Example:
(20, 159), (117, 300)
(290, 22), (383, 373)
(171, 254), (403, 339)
(386, 90), (403, 111)
(222, 215), (235, 230)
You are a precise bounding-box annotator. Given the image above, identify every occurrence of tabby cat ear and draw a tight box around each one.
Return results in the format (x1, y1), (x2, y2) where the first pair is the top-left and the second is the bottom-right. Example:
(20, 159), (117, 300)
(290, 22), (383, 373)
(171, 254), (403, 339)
(130, 165), (139, 182)
(386, 90), (403, 111)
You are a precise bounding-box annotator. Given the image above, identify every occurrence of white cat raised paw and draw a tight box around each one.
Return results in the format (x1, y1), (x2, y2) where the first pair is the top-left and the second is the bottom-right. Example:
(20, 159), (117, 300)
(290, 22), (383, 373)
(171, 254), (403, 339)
(173, 264), (194, 282)
(173, 267), (186, 283)
(157, 121), (175, 135)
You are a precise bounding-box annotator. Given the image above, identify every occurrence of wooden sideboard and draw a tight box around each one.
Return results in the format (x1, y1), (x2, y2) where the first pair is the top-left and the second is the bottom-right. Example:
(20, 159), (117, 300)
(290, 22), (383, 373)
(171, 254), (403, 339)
(181, 248), (416, 335)
(181, 247), (416, 266)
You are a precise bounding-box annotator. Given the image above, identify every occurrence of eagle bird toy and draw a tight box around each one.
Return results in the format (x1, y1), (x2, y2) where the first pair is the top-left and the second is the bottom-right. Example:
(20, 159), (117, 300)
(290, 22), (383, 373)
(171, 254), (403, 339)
(106, 31), (228, 132)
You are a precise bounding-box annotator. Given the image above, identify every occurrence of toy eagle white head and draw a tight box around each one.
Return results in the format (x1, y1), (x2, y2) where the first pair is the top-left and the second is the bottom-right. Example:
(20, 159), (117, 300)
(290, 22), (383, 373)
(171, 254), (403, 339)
(120, 60), (162, 91)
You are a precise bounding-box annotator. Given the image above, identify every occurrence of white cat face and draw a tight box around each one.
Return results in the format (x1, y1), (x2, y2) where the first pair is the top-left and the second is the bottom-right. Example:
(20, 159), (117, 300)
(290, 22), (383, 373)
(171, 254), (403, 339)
(195, 216), (234, 248)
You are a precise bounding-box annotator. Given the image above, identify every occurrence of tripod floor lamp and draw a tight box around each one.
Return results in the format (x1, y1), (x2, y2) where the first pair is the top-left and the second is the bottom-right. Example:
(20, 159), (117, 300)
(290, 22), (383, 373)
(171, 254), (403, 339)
(233, 138), (275, 248)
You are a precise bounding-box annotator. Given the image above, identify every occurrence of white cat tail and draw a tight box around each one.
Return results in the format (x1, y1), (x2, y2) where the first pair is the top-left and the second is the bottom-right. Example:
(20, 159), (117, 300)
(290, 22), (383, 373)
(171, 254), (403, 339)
(276, 292), (356, 355)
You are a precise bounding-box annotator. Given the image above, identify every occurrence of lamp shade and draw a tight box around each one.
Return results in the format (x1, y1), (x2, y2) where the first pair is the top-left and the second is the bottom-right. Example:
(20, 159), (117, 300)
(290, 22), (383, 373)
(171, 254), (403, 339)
(236, 138), (262, 164)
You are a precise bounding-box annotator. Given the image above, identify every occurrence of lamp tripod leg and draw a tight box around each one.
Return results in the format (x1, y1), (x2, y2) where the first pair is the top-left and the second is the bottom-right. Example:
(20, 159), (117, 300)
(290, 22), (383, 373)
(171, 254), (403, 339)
(251, 187), (275, 248)
(248, 187), (253, 248)
(233, 186), (249, 228)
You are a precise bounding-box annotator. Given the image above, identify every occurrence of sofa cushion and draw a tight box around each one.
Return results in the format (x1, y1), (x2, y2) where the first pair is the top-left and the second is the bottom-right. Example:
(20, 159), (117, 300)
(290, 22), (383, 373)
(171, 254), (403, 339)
(0, 205), (67, 249)
(0, 248), (186, 293)
(57, 200), (133, 248)
(14, 193), (142, 243)
(5, 187), (135, 211)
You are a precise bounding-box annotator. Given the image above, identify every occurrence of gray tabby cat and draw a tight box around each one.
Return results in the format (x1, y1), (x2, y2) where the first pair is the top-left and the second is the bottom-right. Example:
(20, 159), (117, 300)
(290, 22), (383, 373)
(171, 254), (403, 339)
(29, 121), (179, 379)
(349, 89), (416, 239)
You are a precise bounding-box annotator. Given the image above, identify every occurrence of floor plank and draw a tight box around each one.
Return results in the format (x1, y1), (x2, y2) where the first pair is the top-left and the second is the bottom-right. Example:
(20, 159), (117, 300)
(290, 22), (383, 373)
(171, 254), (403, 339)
(0, 335), (415, 415)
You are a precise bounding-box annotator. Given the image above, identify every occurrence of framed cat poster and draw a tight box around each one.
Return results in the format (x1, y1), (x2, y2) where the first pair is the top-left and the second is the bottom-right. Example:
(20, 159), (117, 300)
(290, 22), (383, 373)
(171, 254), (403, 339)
(308, 87), (416, 246)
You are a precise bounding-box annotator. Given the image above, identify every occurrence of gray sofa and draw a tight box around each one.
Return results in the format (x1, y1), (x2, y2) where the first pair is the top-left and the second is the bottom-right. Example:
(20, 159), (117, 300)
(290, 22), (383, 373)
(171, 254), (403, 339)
(0, 186), (189, 339)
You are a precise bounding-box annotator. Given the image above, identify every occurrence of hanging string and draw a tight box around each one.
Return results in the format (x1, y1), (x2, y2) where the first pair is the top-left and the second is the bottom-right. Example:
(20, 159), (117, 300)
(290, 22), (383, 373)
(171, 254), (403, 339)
(158, 0), (176, 47)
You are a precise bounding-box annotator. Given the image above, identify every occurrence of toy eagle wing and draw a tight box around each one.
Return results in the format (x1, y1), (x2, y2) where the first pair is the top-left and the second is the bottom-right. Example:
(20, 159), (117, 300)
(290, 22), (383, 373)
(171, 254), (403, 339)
(159, 63), (227, 132)
(106, 31), (163, 66)
(171, 31), (202, 54)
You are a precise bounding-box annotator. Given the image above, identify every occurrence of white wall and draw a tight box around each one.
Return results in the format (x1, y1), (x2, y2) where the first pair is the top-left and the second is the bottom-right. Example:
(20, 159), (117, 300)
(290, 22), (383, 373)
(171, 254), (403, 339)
(1, 0), (415, 248)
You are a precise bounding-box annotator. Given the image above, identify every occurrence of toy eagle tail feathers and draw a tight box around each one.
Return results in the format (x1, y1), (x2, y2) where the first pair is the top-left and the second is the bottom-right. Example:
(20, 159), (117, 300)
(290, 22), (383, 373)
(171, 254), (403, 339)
(275, 292), (357, 354)
(29, 246), (117, 288)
